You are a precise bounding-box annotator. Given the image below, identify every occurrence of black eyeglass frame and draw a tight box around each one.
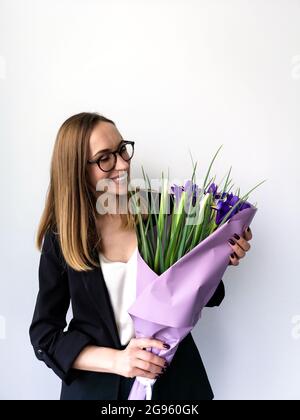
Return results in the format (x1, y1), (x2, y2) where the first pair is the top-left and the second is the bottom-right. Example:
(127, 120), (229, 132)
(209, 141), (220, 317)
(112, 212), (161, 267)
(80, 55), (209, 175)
(87, 140), (135, 172)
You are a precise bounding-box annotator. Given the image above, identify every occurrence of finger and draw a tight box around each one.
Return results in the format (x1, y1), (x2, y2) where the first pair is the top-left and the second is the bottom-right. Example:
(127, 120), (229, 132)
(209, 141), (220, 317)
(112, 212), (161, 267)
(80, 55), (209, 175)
(243, 226), (253, 241)
(132, 367), (158, 380)
(232, 233), (251, 252)
(134, 337), (169, 351)
(136, 349), (167, 368)
(229, 252), (239, 266)
(228, 238), (246, 258)
(135, 358), (163, 375)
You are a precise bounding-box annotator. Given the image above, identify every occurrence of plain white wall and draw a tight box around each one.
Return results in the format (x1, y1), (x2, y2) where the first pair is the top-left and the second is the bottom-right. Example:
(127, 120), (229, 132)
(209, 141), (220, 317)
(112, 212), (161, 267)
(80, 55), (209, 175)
(0, 0), (299, 400)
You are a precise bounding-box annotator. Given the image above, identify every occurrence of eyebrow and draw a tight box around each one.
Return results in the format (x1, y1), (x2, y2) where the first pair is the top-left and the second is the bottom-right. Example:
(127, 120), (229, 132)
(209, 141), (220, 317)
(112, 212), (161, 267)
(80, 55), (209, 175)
(91, 139), (124, 159)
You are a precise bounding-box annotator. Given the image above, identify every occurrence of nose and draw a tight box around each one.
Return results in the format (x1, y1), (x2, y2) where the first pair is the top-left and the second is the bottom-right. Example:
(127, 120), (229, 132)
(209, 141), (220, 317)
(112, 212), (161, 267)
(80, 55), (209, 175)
(115, 153), (130, 171)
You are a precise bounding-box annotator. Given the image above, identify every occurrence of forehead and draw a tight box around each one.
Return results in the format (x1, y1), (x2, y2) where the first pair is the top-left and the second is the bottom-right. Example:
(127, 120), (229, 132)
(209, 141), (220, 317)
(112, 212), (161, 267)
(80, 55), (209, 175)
(89, 121), (123, 152)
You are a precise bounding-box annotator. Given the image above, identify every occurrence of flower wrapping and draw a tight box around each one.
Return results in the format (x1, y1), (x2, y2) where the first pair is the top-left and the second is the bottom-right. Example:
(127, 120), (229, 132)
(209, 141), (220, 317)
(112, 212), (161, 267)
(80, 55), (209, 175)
(127, 204), (257, 400)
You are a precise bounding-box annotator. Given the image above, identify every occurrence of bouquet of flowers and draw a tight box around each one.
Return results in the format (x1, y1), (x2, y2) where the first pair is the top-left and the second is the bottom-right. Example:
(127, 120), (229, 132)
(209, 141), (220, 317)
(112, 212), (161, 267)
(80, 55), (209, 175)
(127, 146), (265, 400)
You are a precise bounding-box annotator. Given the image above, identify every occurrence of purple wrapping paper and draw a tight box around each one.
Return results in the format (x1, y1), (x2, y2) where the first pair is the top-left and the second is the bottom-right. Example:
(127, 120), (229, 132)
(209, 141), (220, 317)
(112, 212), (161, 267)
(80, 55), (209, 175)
(127, 205), (257, 400)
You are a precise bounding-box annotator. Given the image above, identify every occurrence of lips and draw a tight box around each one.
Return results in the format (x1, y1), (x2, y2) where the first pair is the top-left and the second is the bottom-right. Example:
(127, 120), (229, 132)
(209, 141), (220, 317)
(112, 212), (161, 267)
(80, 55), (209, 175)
(110, 172), (128, 181)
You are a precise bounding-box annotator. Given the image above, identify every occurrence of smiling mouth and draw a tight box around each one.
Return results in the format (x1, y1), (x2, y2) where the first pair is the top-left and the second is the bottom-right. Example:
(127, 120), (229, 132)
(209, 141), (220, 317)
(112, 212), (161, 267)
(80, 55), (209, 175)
(110, 173), (128, 182)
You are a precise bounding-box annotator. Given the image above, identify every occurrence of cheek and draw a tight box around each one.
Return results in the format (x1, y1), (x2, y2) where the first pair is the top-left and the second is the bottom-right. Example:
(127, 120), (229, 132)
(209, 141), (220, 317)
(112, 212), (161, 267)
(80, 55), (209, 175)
(87, 166), (107, 191)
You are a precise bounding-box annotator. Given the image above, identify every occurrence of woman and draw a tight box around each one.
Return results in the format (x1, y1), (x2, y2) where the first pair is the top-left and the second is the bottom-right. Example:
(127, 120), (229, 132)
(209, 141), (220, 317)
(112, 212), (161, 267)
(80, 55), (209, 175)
(29, 112), (252, 400)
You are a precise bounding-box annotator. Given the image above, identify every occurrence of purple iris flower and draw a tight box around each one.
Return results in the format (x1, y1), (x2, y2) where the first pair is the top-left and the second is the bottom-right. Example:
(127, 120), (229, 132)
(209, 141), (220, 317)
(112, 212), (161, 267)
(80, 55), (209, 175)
(215, 200), (231, 225)
(172, 181), (251, 224)
(206, 182), (227, 199)
(215, 192), (251, 225)
(170, 184), (183, 203)
(206, 182), (218, 196)
(171, 181), (200, 207)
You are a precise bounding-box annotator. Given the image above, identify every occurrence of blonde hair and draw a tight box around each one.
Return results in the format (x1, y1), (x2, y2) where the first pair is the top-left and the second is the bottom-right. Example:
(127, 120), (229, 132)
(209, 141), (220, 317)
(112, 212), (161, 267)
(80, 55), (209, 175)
(36, 112), (138, 272)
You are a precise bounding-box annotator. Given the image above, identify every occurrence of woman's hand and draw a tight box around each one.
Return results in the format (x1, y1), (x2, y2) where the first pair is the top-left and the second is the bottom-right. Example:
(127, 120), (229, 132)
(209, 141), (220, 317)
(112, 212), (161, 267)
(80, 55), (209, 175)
(228, 226), (253, 266)
(112, 337), (169, 380)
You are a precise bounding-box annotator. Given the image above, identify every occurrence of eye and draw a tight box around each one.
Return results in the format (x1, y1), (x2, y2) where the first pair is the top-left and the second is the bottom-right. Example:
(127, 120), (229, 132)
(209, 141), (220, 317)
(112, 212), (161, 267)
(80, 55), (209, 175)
(99, 154), (111, 162)
(120, 144), (126, 152)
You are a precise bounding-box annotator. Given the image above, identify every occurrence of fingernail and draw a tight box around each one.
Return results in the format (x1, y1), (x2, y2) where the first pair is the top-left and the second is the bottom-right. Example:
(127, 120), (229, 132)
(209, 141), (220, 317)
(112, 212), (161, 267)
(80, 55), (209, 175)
(228, 239), (235, 245)
(163, 343), (170, 349)
(233, 234), (240, 240)
(164, 361), (168, 367)
(231, 253), (235, 258)
(247, 227), (251, 232)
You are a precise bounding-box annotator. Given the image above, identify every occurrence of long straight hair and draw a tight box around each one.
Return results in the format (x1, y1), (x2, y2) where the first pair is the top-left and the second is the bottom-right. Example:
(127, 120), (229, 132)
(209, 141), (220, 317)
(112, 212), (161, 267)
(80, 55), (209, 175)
(36, 112), (138, 272)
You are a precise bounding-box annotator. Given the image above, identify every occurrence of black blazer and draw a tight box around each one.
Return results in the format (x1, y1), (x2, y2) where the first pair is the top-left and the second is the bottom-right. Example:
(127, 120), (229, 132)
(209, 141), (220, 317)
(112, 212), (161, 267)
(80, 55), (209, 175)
(29, 195), (225, 400)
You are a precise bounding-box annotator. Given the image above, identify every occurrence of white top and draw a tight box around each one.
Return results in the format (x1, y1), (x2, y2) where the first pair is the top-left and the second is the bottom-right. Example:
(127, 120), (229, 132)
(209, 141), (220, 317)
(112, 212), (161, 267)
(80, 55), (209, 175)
(98, 247), (137, 346)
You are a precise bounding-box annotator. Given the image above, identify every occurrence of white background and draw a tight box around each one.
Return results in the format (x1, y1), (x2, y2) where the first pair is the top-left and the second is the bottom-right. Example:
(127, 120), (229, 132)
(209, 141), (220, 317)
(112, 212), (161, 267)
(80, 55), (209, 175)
(0, 0), (299, 400)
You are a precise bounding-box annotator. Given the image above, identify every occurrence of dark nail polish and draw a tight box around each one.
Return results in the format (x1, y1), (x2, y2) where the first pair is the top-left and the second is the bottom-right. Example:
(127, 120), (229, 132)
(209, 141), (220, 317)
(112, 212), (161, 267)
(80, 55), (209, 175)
(247, 227), (251, 232)
(233, 234), (240, 240)
(163, 343), (170, 349)
(231, 253), (235, 258)
(228, 239), (235, 245)
(164, 361), (168, 367)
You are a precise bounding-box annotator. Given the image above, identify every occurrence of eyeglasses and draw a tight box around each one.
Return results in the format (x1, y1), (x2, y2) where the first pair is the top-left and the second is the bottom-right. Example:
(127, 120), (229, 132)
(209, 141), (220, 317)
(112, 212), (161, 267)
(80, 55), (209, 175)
(87, 140), (135, 172)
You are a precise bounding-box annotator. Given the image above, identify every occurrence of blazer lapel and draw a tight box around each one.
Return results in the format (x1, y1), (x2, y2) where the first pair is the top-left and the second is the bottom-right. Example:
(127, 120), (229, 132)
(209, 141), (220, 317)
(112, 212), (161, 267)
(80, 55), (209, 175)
(81, 259), (122, 349)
